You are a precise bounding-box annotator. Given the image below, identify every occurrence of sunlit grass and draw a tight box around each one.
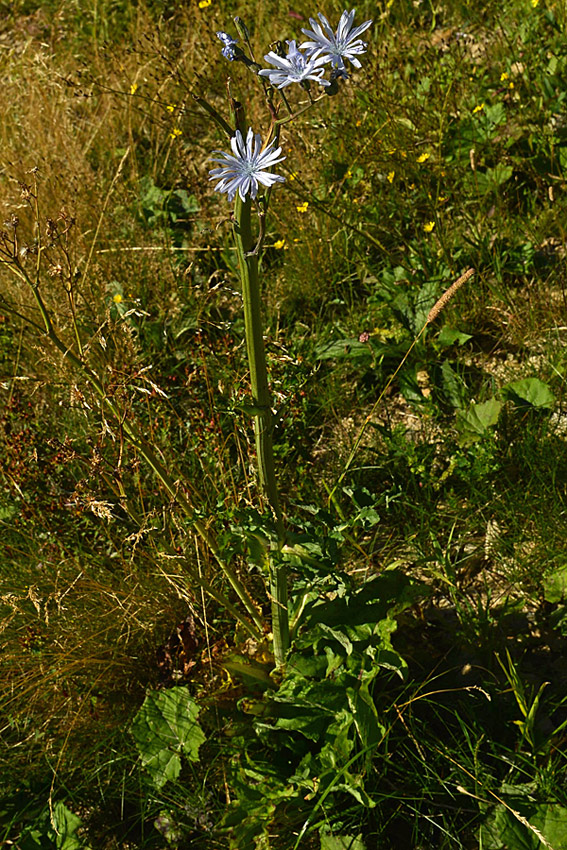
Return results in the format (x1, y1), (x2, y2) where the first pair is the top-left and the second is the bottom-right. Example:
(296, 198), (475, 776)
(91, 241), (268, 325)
(1, 0), (567, 846)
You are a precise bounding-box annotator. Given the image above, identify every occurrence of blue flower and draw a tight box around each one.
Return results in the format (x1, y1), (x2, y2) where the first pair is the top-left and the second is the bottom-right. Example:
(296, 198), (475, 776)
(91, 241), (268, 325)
(301, 9), (372, 72)
(209, 128), (286, 202)
(259, 40), (330, 88)
(216, 31), (239, 61)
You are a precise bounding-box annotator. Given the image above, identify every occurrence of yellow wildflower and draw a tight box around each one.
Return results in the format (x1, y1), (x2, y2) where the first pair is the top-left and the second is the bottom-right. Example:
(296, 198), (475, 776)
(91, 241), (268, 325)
(113, 293), (123, 304)
(417, 152), (431, 163)
(423, 221), (435, 233)
(199, 0), (212, 7)
(387, 171), (395, 183)
(130, 83), (138, 95)
(531, 0), (539, 7)
(166, 104), (176, 113)
(170, 128), (182, 139)
(296, 202), (309, 213)
(273, 239), (286, 250)
(473, 103), (485, 114)
(500, 72), (509, 82)
(345, 169), (353, 179)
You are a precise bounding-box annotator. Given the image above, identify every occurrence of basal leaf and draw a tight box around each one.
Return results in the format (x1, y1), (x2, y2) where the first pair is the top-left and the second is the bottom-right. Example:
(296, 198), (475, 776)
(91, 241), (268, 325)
(456, 398), (502, 444)
(438, 326), (473, 347)
(51, 803), (83, 850)
(315, 339), (372, 361)
(503, 378), (555, 410)
(475, 164), (514, 194)
(131, 687), (205, 788)
(533, 803), (567, 848)
(543, 565), (567, 604)
(440, 360), (468, 409)
(481, 800), (567, 850)
(320, 830), (366, 850)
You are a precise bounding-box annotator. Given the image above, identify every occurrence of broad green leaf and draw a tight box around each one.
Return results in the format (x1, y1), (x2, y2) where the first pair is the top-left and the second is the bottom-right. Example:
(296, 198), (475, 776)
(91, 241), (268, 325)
(173, 188), (199, 213)
(480, 804), (539, 850)
(503, 378), (555, 410)
(367, 647), (408, 680)
(438, 326), (473, 347)
(314, 338), (407, 362)
(222, 654), (274, 688)
(131, 686), (205, 787)
(393, 116), (417, 132)
(413, 280), (441, 333)
(320, 831), (366, 850)
(440, 360), (468, 409)
(534, 803), (567, 848)
(399, 364), (424, 403)
(485, 102), (506, 126)
(456, 398), (502, 443)
(305, 569), (426, 630)
(475, 164), (513, 194)
(51, 803), (83, 850)
(543, 565), (567, 603)
(559, 145), (567, 173)
(222, 799), (274, 850)
(347, 685), (384, 753)
(481, 801), (567, 850)
(319, 709), (356, 767)
(315, 339), (372, 361)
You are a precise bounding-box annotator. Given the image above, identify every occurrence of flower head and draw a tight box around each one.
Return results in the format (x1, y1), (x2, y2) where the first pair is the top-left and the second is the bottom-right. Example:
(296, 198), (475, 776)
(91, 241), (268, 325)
(301, 9), (372, 71)
(259, 40), (330, 88)
(216, 31), (239, 61)
(209, 128), (286, 203)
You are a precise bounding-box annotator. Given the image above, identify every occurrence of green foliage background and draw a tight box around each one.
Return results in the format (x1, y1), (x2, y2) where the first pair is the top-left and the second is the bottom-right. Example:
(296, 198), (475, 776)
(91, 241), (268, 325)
(1, 0), (567, 847)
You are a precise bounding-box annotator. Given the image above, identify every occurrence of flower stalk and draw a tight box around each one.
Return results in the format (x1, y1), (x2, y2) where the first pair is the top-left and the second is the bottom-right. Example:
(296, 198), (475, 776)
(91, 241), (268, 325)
(233, 193), (289, 667)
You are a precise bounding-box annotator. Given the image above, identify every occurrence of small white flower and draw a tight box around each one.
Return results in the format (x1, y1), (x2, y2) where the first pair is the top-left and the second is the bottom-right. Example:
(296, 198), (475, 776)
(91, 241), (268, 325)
(259, 40), (330, 88)
(209, 128), (286, 203)
(301, 9), (372, 71)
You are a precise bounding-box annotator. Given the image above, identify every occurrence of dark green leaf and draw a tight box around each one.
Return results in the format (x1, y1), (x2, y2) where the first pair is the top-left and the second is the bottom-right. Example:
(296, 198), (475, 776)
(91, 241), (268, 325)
(543, 565), (567, 603)
(456, 398), (502, 444)
(438, 326), (473, 347)
(503, 378), (555, 410)
(51, 803), (83, 850)
(320, 831), (366, 850)
(440, 361), (468, 409)
(131, 687), (205, 787)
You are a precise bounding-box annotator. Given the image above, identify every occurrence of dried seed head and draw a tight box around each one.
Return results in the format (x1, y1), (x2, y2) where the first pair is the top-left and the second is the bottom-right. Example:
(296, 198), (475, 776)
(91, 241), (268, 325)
(426, 268), (475, 325)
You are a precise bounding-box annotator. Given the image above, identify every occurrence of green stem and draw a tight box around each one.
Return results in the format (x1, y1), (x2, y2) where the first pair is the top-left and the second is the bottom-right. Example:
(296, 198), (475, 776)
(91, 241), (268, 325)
(233, 195), (289, 667)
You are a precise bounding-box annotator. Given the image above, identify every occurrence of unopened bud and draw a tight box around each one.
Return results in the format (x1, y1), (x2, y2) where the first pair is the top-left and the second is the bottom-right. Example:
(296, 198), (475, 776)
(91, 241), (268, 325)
(233, 16), (250, 41)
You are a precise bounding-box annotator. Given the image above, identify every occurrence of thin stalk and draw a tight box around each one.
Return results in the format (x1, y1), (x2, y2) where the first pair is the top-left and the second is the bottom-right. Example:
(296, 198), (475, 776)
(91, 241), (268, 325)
(233, 194), (289, 667)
